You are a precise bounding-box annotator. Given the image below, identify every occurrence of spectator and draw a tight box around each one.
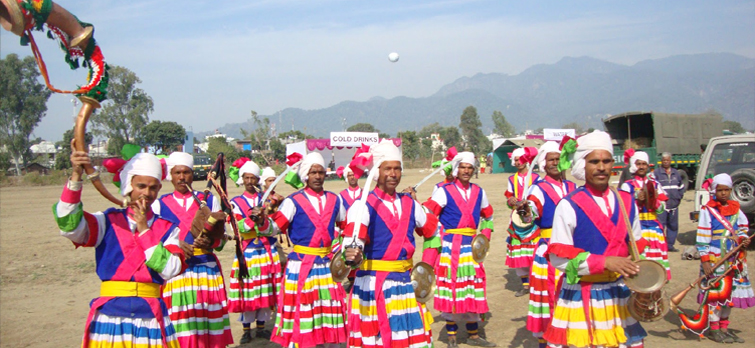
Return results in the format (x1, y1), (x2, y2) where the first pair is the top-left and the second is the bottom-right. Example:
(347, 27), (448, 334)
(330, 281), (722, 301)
(653, 152), (686, 252)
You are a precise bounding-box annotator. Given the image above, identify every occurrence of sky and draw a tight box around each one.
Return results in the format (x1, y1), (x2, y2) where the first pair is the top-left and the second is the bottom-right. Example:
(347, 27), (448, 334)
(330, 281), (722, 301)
(2, 0), (754, 141)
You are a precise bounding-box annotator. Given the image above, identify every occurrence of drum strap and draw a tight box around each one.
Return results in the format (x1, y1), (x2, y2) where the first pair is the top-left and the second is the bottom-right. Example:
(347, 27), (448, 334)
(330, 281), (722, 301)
(612, 187), (640, 261)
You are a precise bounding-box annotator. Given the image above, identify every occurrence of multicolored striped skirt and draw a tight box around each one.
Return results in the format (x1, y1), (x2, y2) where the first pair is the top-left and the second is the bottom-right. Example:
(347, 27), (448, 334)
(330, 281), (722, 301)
(348, 271), (433, 348)
(228, 238), (282, 312)
(544, 280), (647, 348)
(434, 234), (488, 314)
(271, 255), (348, 348)
(505, 223), (539, 269)
(639, 219), (670, 280)
(162, 254), (233, 348)
(526, 237), (562, 337)
(85, 311), (180, 348)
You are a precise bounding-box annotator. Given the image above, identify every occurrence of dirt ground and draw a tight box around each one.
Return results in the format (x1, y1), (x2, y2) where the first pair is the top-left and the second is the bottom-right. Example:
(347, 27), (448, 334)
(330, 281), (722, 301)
(1, 168), (753, 348)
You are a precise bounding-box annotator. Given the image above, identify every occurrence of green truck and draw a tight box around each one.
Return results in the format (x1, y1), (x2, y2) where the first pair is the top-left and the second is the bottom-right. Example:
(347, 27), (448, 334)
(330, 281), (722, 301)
(603, 111), (723, 184)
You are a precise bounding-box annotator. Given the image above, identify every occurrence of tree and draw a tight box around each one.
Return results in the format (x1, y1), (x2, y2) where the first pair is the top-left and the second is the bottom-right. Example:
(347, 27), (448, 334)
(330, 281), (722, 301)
(491, 110), (516, 137)
(206, 137), (237, 162)
(55, 129), (93, 170)
(0, 54), (52, 175)
(397, 130), (420, 163)
(722, 120), (745, 134)
(458, 106), (489, 154)
(240, 112), (278, 166)
(439, 126), (461, 149)
(418, 122), (444, 138)
(278, 130), (313, 141)
(561, 122), (584, 134)
(139, 120), (186, 154)
(91, 65), (153, 155)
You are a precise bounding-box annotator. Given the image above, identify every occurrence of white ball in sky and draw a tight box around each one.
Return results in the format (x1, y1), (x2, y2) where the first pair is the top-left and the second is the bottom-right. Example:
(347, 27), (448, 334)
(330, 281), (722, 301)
(388, 52), (399, 62)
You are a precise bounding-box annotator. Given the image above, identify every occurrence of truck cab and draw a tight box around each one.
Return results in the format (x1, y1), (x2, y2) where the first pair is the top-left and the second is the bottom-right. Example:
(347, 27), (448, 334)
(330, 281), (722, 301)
(192, 154), (212, 181)
(691, 134), (755, 229)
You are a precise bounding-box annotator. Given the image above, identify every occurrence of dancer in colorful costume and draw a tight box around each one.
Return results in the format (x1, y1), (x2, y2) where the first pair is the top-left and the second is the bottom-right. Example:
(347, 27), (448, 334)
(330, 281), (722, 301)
(424, 151), (496, 348)
(342, 139), (440, 348)
(544, 130), (648, 348)
(265, 152), (349, 348)
(338, 165), (363, 210)
(505, 146), (540, 297)
(696, 173), (753, 343)
(153, 152), (234, 348)
(619, 150), (671, 279)
(227, 158), (282, 343)
(55, 151), (185, 348)
(523, 141), (577, 348)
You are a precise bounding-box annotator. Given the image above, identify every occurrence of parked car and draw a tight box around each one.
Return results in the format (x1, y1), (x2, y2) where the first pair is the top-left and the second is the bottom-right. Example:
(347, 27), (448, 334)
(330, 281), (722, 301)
(192, 154), (213, 181)
(690, 134), (755, 230)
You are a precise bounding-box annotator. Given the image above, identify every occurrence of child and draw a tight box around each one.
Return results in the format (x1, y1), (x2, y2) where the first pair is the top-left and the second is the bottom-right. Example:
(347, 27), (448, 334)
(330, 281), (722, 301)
(696, 173), (753, 343)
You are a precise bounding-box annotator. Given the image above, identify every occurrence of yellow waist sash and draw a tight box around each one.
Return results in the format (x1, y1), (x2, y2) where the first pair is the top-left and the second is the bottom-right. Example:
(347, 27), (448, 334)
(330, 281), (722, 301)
(446, 228), (476, 236)
(580, 271), (621, 283)
(293, 245), (330, 256)
(193, 247), (210, 255)
(362, 259), (413, 272)
(540, 228), (552, 239)
(100, 281), (160, 298)
(240, 230), (258, 240)
(639, 212), (657, 220)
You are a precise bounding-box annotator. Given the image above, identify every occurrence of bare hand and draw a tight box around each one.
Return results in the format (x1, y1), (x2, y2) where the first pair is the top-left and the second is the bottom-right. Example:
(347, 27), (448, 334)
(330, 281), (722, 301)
(69, 150), (91, 182)
(193, 235), (212, 249)
(507, 197), (517, 207)
(741, 238), (751, 248)
(128, 197), (150, 233)
(604, 256), (640, 278)
(248, 207), (267, 224)
(344, 247), (363, 264)
(702, 262), (715, 276)
(402, 186), (417, 201)
(179, 240), (194, 258)
(636, 190), (646, 202)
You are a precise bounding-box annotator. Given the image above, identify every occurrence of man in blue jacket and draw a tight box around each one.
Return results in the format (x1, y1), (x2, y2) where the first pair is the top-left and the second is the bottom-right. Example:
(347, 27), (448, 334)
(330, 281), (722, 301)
(652, 152), (686, 252)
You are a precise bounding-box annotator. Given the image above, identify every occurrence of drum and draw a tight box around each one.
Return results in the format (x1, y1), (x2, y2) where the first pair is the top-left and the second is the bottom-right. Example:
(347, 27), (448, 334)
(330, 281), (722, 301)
(627, 290), (668, 322)
(471, 234), (490, 263)
(623, 259), (667, 293)
(411, 261), (436, 304)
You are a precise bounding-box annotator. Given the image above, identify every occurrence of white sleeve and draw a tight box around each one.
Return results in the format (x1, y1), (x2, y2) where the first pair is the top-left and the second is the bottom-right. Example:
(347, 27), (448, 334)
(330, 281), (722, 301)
(549, 200), (579, 273)
(429, 186), (448, 207)
(345, 200), (371, 248)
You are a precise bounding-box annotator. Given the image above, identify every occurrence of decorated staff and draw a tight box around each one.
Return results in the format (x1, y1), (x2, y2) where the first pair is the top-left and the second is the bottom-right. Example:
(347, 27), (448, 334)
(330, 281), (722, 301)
(620, 149), (671, 279)
(544, 130), (648, 348)
(226, 157), (282, 343)
(423, 151), (496, 348)
(504, 146), (540, 297)
(342, 139), (440, 348)
(523, 140), (578, 348)
(153, 152), (234, 348)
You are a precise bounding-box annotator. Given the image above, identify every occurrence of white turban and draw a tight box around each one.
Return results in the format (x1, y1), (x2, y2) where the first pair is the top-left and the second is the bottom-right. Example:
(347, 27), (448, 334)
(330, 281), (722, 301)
(237, 161), (261, 185)
(571, 130), (613, 181)
(298, 152), (325, 183)
(537, 141), (560, 173)
(120, 153), (163, 196)
(342, 165), (354, 184)
(452, 151), (476, 177)
(368, 139), (402, 181)
(510, 147), (525, 166)
(710, 173), (733, 193)
(167, 152), (193, 180)
(628, 151), (650, 174)
(260, 166), (276, 190)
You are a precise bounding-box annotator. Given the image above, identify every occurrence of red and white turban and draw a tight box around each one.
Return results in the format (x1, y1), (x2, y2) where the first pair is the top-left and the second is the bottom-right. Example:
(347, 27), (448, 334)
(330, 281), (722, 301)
(298, 152), (325, 183)
(237, 161), (261, 185)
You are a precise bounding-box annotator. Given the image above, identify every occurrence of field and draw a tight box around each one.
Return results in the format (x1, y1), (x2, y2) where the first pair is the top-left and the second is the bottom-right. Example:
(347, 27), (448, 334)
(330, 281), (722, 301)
(1, 168), (753, 347)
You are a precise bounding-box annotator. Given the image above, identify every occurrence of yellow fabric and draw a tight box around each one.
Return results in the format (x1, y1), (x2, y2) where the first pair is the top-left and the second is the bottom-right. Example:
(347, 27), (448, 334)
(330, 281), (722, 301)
(361, 259), (413, 272)
(100, 281), (160, 298)
(445, 228), (476, 236)
(193, 247), (210, 255)
(580, 271), (620, 283)
(540, 228), (552, 239)
(638, 212), (656, 220)
(292, 245), (330, 256)
(240, 230), (257, 240)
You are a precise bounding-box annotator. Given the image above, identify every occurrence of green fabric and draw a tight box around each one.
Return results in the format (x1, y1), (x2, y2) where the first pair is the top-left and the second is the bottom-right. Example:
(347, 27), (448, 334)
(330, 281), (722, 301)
(121, 143), (141, 160)
(214, 238), (227, 252)
(423, 235), (441, 250)
(565, 252), (590, 285)
(479, 219), (494, 231)
(145, 242), (171, 272)
(557, 139), (577, 172)
(284, 170), (305, 189)
(229, 166), (240, 186)
(52, 202), (84, 232)
(655, 201), (665, 214)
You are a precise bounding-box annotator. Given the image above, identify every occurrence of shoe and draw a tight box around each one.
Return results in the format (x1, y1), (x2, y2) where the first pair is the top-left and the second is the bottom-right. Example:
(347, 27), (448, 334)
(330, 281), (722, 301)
(255, 328), (272, 340)
(239, 330), (253, 344)
(515, 286), (530, 297)
(709, 330), (735, 343)
(447, 336), (459, 348)
(723, 330), (745, 343)
(668, 247), (680, 252)
(467, 337), (497, 347)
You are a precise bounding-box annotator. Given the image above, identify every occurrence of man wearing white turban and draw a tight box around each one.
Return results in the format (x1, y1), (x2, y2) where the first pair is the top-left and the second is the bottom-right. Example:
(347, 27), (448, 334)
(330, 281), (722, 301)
(522, 142), (578, 347)
(424, 151), (497, 348)
(619, 150), (671, 280)
(152, 152), (232, 347)
(544, 130), (648, 348)
(338, 165), (362, 210)
(342, 140), (440, 348)
(695, 173), (752, 343)
(55, 151), (185, 347)
(227, 158), (282, 343)
(260, 151), (348, 348)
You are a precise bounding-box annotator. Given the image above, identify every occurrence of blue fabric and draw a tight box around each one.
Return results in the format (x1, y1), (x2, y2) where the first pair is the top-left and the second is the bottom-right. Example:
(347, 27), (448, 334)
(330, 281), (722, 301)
(653, 167), (685, 208)
(564, 188), (637, 255)
(534, 180), (576, 229)
(362, 192), (417, 261)
(286, 190), (340, 248)
(658, 208), (679, 248)
(437, 182), (483, 229)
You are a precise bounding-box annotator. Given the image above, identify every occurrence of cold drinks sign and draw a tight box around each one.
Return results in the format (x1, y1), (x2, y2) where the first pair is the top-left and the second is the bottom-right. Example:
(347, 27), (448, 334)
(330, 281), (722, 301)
(329, 132), (380, 147)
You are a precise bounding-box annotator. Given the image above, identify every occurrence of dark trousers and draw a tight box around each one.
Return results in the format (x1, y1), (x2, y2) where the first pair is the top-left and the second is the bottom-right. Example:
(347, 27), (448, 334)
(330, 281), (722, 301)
(658, 208), (679, 249)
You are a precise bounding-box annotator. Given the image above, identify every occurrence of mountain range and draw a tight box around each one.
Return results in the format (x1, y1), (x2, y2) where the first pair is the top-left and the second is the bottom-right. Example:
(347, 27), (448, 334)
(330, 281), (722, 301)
(199, 53), (755, 140)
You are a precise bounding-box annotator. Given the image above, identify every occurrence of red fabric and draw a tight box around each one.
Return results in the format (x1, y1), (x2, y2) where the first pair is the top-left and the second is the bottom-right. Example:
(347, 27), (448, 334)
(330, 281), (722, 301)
(416, 211), (438, 238)
(569, 190), (631, 258)
(623, 148), (635, 165)
(286, 152), (303, 166)
(231, 157), (250, 168)
(60, 183), (83, 204)
(366, 190), (414, 260)
(161, 192), (200, 240)
(445, 146), (458, 161)
(547, 243), (585, 260)
(422, 199), (442, 216)
(706, 199), (741, 217)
